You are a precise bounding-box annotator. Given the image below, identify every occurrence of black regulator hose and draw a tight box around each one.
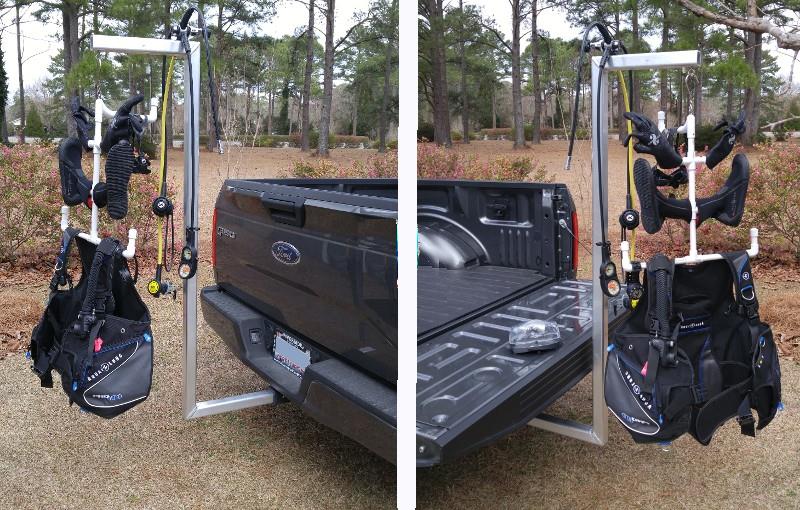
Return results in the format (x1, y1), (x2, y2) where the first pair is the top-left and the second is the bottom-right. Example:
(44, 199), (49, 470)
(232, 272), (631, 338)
(565, 22), (615, 171)
(174, 6), (225, 281)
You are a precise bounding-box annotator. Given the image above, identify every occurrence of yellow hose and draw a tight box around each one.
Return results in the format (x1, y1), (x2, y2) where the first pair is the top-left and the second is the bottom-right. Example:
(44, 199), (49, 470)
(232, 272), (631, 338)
(156, 57), (175, 266)
(617, 71), (635, 260)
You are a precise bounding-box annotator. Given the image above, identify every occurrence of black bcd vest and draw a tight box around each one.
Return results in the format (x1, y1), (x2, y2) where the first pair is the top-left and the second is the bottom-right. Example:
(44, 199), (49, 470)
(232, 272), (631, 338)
(605, 251), (781, 444)
(29, 229), (154, 418)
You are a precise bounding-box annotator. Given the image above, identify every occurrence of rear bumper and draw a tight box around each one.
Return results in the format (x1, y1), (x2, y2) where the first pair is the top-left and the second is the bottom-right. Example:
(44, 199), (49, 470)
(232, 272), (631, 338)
(201, 285), (397, 463)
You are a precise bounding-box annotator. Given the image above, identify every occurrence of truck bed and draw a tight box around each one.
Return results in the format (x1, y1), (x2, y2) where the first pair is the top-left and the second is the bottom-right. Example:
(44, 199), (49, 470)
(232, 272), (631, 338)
(417, 266), (549, 339)
(416, 273), (625, 466)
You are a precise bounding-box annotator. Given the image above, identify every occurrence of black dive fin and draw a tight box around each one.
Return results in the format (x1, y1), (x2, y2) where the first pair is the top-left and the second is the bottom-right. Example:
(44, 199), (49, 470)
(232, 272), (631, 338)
(634, 155), (750, 234)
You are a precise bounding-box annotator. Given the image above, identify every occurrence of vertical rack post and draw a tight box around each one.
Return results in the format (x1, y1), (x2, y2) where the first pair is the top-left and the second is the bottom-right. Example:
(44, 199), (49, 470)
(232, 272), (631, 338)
(529, 49), (701, 446)
(91, 34), (275, 421)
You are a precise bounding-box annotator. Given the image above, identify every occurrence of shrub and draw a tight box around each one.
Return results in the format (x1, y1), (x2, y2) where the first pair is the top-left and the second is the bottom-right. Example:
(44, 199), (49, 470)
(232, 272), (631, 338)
(0, 143), (170, 263)
(283, 150), (398, 179)
(289, 131), (321, 148)
(693, 124), (721, 149)
(636, 143), (800, 262)
(0, 144), (61, 261)
(371, 139), (398, 150)
(451, 131), (463, 142)
(334, 135), (370, 146)
(773, 127), (787, 142)
(417, 122), (435, 142)
(416, 143), (554, 182)
(479, 128), (512, 139)
(254, 134), (291, 147)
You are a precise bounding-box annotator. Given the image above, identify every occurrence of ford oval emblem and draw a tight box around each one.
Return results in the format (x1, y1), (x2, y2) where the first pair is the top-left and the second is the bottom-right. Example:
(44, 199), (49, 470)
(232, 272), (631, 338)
(271, 241), (301, 265)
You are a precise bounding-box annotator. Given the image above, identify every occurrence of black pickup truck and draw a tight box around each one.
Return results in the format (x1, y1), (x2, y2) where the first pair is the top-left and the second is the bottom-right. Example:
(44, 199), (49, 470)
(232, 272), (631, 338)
(417, 180), (626, 467)
(200, 179), (397, 462)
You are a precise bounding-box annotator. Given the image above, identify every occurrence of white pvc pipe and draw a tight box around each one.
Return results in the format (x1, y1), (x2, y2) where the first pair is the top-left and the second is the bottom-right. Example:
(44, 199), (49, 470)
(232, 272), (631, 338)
(621, 228), (759, 271)
(657, 111), (666, 132)
(620, 110), (758, 271)
(686, 113), (698, 259)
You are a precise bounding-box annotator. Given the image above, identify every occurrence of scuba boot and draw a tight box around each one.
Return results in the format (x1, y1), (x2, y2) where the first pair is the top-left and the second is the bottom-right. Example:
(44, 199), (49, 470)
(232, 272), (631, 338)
(633, 154), (750, 234)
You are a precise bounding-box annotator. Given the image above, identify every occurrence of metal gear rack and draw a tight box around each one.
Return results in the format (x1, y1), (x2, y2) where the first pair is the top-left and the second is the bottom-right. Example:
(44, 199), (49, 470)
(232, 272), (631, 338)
(90, 33), (276, 420)
(528, 49), (704, 445)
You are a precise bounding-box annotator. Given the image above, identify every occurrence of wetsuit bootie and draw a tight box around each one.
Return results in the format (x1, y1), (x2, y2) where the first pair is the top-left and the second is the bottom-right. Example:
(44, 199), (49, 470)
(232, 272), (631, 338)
(634, 154), (750, 234)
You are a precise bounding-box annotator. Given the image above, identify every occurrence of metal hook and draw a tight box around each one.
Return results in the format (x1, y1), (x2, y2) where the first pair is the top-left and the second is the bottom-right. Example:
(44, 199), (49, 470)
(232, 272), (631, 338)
(685, 69), (699, 115)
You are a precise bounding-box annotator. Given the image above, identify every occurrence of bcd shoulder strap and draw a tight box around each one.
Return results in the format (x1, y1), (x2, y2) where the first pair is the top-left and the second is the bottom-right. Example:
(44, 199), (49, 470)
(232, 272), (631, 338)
(722, 251), (782, 431)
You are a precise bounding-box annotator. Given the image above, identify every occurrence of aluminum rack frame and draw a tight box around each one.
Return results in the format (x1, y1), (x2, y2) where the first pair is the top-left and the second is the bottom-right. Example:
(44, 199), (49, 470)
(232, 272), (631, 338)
(528, 49), (701, 445)
(92, 34), (276, 420)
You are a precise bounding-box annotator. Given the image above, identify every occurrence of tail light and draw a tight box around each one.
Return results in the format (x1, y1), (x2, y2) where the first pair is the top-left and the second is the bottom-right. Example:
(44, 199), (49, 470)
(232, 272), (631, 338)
(211, 207), (218, 268)
(571, 211), (579, 271)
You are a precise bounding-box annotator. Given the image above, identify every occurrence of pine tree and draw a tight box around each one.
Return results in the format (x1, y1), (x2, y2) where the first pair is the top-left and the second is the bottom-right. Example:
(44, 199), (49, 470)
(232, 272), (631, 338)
(0, 33), (8, 144)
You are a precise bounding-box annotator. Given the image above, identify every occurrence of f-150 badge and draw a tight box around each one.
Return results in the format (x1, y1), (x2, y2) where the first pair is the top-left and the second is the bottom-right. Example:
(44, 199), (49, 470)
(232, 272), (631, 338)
(271, 241), (301, 265)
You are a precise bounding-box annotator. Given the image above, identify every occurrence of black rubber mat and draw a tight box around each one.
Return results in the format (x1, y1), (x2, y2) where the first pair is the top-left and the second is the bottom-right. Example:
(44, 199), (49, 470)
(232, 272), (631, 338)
(417, 266), (549, 338)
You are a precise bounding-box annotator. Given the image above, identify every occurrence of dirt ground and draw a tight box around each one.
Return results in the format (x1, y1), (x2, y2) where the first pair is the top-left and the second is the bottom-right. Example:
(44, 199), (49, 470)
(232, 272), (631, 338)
(415, 140), (800, 509)
(2, 140), (799, 508)
(0, 146), (395, 509)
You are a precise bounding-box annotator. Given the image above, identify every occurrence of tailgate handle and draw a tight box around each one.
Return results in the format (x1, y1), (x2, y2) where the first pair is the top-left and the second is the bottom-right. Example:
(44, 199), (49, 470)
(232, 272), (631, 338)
(261, 194), (306, 227)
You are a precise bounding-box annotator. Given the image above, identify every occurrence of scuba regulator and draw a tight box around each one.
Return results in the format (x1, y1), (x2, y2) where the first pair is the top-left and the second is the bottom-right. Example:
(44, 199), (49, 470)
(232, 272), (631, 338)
(148, 8), (222, 297)
(565, 22), (643, 303)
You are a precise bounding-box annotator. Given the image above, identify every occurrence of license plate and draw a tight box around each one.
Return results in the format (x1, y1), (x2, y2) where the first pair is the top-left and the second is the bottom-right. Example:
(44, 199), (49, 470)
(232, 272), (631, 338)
(273, 330), (311, 377)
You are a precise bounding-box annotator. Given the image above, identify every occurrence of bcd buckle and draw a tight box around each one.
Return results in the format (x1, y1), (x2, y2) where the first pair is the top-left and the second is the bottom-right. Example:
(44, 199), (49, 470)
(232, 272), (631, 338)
(737, 413), (756, 437)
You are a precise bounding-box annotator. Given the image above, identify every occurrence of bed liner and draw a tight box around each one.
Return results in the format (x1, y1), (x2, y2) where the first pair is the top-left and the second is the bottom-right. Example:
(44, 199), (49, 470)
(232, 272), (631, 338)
(417, 266), (550, 340)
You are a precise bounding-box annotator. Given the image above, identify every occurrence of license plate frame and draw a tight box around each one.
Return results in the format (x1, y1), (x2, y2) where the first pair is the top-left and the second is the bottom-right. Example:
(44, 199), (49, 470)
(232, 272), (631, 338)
(273, 329), (311, 377)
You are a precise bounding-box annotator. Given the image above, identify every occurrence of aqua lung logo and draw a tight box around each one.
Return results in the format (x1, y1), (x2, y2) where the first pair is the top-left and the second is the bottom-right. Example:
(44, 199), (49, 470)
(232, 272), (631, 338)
(680, 320), (708, 334)
(620, 412), (651, 426)
(623, 368), (653, 411)
(91, 393), (123, 401)
(271, 241), (301, 265)
(86, 353), (124, 382)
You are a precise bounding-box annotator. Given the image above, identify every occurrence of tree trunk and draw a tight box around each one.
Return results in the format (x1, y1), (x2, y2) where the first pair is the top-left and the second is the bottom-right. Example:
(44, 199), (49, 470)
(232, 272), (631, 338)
(530, 0), (541, 144)
(15, 4), (25, 143)
(379, 0), (396, 152)
(631, 1), (640, 112)
(692, 25), (704, 126)
(352, 92), (358, 136)
(301, 0), (315, 151)
(459, 0), (469, 144)
(0, 32), (7, 145)
(317, 0), (335, 157)
(725, 27), (735, 119)
(206, 2), (223, 151)
(491, 85), (496, 129)
(659, 3), (670, 115)
(743, 39), (762, 145)
(427, 0), (451, 146)
(62, 1), (80, 137)
(511, 0), (525, 148)
(267, 88), (274, 134)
